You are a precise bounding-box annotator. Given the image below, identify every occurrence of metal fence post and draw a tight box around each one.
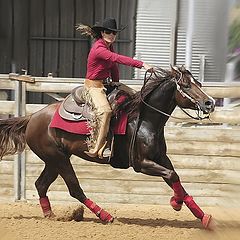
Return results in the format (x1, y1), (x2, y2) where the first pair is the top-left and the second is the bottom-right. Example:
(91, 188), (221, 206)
(20, 81), (26, 200)
(14, 80), (21, 200)
(13, 80), (27, 201)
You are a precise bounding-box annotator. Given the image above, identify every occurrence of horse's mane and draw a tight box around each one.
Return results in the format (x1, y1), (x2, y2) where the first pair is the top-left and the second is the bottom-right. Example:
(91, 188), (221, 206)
(124, 67), (175, 120)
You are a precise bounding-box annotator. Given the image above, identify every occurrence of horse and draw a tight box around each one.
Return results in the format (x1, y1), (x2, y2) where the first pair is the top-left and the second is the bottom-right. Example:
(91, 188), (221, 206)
(0, 66), (215, 229)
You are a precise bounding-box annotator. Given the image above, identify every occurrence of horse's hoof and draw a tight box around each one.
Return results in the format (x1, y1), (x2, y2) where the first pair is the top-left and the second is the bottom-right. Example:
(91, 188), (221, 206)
(98, 209), (114, 223)
(44, 211), (56, 219)
(202, 214), (215, 230)
(170, 196), (183, 211)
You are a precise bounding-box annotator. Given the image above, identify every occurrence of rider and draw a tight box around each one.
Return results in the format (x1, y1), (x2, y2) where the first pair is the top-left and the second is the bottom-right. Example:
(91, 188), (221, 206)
(77, 17), (153, 159)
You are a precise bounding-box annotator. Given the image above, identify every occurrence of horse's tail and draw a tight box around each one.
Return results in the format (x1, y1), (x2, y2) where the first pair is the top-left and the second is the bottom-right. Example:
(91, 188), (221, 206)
(0, 115), (31, 159)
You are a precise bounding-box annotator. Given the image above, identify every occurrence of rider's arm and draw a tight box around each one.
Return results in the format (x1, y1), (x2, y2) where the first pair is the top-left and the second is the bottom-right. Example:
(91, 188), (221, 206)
(96, 46), (144, 68)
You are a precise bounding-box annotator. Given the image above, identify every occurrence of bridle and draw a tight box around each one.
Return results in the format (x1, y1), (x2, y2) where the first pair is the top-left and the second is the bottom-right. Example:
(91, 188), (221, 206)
(140, 68), (210, 121)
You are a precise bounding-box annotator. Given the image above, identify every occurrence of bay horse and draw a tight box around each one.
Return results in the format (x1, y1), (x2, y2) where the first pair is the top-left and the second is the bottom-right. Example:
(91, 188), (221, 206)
(0, 66), (215, 229)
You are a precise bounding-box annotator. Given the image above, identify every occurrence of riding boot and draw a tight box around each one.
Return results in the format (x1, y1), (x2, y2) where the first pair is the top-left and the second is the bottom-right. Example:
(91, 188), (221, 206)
(84, 111), (111, 158)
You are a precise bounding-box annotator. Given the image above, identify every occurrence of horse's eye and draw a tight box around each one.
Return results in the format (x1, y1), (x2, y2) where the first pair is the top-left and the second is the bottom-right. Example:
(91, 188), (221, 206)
(183, 84), (191, 90)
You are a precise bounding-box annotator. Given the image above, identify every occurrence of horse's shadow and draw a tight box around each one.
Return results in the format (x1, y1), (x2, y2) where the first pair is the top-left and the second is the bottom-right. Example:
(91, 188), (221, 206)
(1, 215), (202, 229)
(117, 217), (201, 229)
(1, 215), (43, 220)
(84, 216), (202, 229)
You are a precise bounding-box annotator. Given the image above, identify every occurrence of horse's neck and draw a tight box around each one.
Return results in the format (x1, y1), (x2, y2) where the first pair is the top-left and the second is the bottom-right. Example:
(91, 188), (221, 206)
(146, 82), (176, 121)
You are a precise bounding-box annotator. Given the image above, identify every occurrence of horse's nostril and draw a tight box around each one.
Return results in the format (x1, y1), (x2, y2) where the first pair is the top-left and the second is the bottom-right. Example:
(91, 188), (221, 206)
(205, 100), (214, 108)
(204, 100), (215, 112)
(205, 100), (212, 106)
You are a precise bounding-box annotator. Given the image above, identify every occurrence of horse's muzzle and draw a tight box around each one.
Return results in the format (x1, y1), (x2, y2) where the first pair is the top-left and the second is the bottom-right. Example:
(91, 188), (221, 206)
(201, 98), (215, 114)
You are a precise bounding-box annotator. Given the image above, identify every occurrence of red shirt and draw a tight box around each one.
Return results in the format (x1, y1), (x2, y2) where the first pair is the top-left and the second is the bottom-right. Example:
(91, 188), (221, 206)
(86, 38), (143, 82)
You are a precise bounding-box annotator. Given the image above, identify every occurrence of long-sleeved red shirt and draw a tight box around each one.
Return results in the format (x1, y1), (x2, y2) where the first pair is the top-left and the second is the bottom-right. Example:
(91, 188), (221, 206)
(86, 38), (143, 82)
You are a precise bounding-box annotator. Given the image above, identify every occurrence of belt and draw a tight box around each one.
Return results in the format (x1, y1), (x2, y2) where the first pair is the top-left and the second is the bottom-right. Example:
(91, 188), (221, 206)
(84, 79), (104, 88)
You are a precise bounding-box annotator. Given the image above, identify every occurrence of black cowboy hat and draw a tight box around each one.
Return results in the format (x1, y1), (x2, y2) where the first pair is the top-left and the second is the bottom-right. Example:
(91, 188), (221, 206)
(91, 18), (126, 33)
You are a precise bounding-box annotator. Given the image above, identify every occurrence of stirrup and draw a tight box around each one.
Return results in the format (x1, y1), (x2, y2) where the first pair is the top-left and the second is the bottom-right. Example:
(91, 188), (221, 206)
(84, 150), (98, 158)
(97, 141), (108, 159)
(102, 148), (111, 158)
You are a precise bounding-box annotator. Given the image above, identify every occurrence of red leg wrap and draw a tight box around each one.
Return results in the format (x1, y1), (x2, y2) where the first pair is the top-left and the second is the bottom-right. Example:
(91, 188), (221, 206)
(84, 199), (114, 223)
(39, 196), (52, 217)
(183, 195), (204, 219)
(172, 181), (184, 202)
(99, 209), (114, 223)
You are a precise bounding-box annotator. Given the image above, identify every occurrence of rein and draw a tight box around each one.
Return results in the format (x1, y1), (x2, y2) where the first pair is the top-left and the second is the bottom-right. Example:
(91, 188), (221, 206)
(140, 69), (210, 121)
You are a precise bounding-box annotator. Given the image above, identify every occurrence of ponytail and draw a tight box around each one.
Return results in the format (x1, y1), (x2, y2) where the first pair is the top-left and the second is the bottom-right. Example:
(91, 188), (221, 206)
(76, 24), (101, 39)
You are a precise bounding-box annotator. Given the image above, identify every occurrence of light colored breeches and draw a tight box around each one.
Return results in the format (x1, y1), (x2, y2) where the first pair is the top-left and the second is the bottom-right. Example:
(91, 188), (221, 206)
(87, 87), (112, 115)
(82, 85), (112, 150)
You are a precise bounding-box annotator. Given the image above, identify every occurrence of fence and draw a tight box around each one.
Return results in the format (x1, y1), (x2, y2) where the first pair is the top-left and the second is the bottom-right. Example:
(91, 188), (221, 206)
(0, 73), (240, 206)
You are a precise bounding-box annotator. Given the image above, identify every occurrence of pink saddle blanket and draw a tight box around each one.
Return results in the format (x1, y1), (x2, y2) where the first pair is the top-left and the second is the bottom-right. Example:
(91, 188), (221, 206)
(49, 108), (128, 135)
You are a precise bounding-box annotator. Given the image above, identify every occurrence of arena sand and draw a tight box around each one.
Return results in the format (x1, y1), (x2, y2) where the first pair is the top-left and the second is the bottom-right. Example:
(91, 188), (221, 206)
(0, 202), (239, 240)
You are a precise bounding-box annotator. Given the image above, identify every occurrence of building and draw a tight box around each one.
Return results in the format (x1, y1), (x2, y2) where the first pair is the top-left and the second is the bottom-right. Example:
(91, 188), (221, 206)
(0, 0), (231, 83)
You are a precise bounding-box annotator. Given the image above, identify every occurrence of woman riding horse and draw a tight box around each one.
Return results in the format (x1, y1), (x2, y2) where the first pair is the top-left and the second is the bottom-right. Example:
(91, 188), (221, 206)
(77, 18), (152, 159)
(0, 65), (215, 229)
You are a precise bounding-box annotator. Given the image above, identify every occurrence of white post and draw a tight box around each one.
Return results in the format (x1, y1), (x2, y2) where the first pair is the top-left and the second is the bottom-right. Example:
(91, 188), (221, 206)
(199, 55), (206, 83)
(224, 61), (235, 106)
(185, 0), (194, 70)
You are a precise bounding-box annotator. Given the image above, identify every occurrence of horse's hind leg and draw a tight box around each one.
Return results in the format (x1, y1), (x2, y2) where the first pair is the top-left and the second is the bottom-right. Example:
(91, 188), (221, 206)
(57, 157), (114, 223)
(35, 163), (58, 217)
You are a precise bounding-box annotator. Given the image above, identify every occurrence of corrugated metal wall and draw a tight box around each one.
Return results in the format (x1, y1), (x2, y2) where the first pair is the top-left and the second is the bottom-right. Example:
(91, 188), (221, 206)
(134, 0), (177, 79)
(176, 0), (230, 82)
(135, 0), (230, 82)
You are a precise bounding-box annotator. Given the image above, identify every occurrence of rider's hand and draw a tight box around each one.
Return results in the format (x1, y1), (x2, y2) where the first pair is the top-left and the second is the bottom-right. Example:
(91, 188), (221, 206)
(143, 63), (154, 72)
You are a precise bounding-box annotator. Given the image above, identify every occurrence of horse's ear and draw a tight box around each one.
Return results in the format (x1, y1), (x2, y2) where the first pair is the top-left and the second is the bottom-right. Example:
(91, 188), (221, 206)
(179, 65), (186, 72)
(170, 64), (178, 77)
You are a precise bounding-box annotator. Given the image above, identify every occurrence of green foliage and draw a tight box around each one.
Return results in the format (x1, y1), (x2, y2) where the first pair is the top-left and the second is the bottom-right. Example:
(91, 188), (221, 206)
(228, 19), (240, 53)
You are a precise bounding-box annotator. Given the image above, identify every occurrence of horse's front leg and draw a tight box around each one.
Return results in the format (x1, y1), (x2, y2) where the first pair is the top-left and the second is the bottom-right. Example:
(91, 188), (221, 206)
(139, 158), (186, 209)
(139, 158), (212, 229)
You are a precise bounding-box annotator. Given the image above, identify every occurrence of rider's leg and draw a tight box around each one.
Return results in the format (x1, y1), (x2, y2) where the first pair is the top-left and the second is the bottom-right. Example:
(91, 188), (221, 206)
(84, 87), (112, 158)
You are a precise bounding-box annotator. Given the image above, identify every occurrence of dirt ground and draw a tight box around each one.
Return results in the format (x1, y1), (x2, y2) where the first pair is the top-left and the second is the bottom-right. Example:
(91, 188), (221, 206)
(0, 202), (239, 240)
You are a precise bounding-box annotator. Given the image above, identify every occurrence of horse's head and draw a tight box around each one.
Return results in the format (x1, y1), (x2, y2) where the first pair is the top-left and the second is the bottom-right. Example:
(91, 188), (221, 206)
(126, 66), (215, 121)
(171, 66), (215, 114)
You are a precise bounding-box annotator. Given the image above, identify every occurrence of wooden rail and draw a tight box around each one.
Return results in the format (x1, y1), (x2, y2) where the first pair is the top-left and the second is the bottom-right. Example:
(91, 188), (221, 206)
(0, 74), (240, 206)
(1, 74), (240, 124)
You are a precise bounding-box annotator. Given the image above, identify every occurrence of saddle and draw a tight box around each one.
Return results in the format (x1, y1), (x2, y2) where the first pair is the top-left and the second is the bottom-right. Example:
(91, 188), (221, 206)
(59, 84), (127, 122)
